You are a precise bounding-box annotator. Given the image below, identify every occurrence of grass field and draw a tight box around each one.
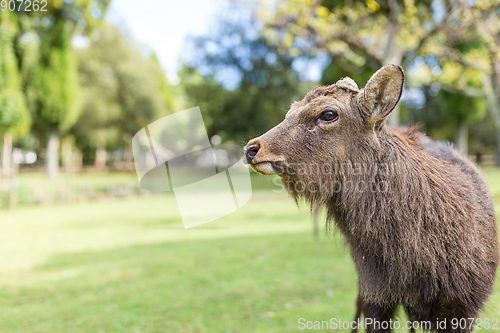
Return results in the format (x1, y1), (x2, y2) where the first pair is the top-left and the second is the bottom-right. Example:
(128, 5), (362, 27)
(1, 169), (500, 332)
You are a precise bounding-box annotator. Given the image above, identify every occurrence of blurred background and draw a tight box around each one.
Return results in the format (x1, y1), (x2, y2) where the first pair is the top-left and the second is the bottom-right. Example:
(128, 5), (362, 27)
(1, 0), (500, 332)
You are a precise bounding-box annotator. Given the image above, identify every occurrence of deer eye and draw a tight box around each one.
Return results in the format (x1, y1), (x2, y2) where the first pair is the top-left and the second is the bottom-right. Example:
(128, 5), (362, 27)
(319, 110), (338, 122)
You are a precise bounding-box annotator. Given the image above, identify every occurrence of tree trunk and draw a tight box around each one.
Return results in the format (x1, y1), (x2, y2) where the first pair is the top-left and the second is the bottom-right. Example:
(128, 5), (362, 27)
(456, 123), (468, 156)
(73, 148), (83, 171)
(123, 133), (134, 170)
(383, 8), (404, 129)
(387, 104), (400, 128)
(9, 159), (18, 210)
(47, 129), (59, 178)
(62, 138), (73, 202)
(2, 133), (12, 207)
(482, 77), (500, 167)
(2, 132), (12, 181)
(62, 139), (73, 174)
(496, 130), (500, 169)
(95, 147), (107, 170)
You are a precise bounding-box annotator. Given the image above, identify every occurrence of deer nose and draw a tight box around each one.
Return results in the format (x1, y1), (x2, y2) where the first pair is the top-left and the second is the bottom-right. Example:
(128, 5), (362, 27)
(242, 142), (260, 164)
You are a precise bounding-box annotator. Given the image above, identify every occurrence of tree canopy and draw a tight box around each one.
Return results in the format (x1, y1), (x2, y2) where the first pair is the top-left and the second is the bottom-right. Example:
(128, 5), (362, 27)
(180, 12), (308, 143)
(74, 23), (171, 159)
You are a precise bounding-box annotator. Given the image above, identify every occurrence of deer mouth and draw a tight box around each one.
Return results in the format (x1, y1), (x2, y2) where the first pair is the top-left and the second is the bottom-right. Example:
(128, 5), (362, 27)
(250, 160), (284, 175)
(250, 162), (275, 175)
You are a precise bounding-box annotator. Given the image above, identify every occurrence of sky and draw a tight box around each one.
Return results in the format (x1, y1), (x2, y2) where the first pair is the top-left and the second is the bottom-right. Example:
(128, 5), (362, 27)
(107, 0), (220, 83)
(106, 0), (326, 85)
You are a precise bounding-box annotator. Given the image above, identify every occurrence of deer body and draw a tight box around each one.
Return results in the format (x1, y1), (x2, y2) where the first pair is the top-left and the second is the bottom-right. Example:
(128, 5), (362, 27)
(244, 65), (499, 333)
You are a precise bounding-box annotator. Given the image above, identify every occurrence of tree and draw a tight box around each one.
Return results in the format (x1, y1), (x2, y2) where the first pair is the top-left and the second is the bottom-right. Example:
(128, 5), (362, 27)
(0, 11), (30, 183)
(469, 2), (500, 166)
(180, 12), (304, 143)
(22, 0), (111, 177)
(422, 1), (500, 165)
(151, 53), (177, 114)
(73, 24), (169, 165)
(256, 0), (466, 126)
(31, 20), (80, 178)
(407, 86), (486, 154)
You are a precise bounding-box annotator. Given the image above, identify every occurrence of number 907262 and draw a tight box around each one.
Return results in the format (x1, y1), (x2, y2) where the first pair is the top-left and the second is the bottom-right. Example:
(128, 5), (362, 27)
(1, 0), (47, 11)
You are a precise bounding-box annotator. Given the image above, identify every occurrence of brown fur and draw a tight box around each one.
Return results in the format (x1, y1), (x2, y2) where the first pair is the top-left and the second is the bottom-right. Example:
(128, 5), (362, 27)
(244, 65), (499, 333)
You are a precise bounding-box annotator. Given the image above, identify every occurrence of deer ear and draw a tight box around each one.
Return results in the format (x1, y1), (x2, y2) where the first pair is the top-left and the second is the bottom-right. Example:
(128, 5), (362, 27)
(359, 65), (404, 123)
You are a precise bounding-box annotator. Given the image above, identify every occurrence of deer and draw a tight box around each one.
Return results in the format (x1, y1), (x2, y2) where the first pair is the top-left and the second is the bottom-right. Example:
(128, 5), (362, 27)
(243, 64), (499, 333)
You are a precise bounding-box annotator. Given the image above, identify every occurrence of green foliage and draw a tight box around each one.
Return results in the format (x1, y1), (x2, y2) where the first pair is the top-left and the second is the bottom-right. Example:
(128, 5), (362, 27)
(0, 12), (30, 136)
(180, 15), (305, 142)
(114, 57), (167, 136)
(151, 52), (177, 113)
(259, 0), (438, 71)
(408, 86), (487, 142)
(31, 21), (80, 132)
(321, 62), (372, 86)
(73, 24), (169, 156)
(33, 0), (112, 35)
(440, 89), (487, 124)
(6, 0), (112, 173)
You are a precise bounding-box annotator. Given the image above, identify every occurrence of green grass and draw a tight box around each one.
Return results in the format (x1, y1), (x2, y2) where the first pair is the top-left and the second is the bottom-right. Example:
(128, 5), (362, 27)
(1, 169), (500, 332)
(0, 191), (357, 333)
